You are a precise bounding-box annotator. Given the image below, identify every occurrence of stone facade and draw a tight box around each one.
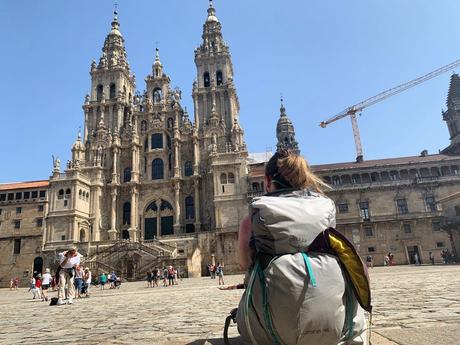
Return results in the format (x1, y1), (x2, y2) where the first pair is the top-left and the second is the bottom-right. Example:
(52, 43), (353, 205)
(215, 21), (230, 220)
(0, 182), (48, 287)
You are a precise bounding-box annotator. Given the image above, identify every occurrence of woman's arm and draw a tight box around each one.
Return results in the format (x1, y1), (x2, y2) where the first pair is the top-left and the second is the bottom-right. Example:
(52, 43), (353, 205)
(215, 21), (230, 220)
(238, 215), (253, 271)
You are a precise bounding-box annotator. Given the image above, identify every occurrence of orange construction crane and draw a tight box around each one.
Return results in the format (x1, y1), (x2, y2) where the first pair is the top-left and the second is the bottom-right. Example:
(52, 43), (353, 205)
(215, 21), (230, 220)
(320, 58), (460, 163)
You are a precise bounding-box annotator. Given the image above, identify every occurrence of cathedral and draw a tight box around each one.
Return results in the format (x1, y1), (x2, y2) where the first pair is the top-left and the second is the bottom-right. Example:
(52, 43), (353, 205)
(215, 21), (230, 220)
(43, 2), (248, 277)
(1, 1), (460, 286)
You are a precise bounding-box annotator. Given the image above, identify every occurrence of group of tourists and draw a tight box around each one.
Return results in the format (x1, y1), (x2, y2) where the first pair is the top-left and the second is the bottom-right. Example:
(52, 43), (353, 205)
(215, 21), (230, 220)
(26, 268), (53, 301)
(383, 252), (396, 266)
(146, 265), (179, 287)
(440, 249), (455, 264)
(98, 271), (121, 290)
(208, 263), (225, 285)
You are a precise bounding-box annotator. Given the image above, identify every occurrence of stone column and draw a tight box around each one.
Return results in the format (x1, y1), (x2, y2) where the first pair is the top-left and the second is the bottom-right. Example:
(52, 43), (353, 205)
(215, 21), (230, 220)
(194, 179), (201, 230)
(193, 135), (199, 175)
(173, 139), (180, 177)
(112, 147), (119, 184)
(131, 145), (139, 182)
(174, 182), (181, 233)
(92, 186), (102, 242)
(193, 94), (200, 130)
(108, 188), (118, 240)
(128, 187), (138, 242)
(83, 107), (89, 141)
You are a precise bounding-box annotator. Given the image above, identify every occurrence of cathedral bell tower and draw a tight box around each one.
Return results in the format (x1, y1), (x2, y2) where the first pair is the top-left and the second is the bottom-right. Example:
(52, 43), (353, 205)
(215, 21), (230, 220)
(442, 73), (460, 155)
(276, 98), (300, 155)
(192, 1), (248, 234)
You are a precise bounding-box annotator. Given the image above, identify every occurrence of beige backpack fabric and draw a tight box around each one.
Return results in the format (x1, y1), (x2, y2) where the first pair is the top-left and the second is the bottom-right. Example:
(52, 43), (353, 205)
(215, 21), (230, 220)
(236, 190), (370, 345)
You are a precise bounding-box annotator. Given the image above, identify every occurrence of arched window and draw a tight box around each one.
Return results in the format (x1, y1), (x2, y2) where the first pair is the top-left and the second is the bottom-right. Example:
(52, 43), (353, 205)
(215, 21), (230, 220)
(153, 88), (162, 103)
(184, 161), (193, 177)
(203, 72), (210, 87)
(109, 83), (116, 99)
(152, 159), (164, 180)
(123, 202), (131, 225)
(65, 188), (71, 195)
(220, 173), (227, 184)
(123, 167), (132, 182)
(185, 196), (195, 220)
(79, 190), (82, 199)
(216, 70), (223, 85)
(96, 84), (103, 102)
(252, 182), (259, 191)
(58, 189), (64, 199)
(80, 229), (86, 242)
(144, 138), (148, 152)
(228, 173), (235, 184)
(160, 200), (173, 211)
(151, 133), (163, 149)
(85, 192), (89, 200)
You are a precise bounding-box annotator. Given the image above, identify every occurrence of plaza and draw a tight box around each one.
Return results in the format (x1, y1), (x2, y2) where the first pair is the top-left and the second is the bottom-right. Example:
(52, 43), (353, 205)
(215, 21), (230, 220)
(1, 265), (459, 345)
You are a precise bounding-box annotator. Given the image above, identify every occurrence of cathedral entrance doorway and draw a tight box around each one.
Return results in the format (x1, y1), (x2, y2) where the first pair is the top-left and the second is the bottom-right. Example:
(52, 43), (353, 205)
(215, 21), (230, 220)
(144, 199), (174, 238)
(33, 257), (43, 276)
(145, 218), (157, 240)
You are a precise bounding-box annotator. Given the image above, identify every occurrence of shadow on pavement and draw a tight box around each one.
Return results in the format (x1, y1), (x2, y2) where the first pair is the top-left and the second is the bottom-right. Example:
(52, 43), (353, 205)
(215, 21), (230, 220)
(186, 336), (244, 345)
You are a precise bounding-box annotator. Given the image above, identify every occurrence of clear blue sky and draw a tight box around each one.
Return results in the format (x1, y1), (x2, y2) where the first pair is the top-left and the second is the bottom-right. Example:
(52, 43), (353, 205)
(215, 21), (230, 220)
(1, 0), (459, 182)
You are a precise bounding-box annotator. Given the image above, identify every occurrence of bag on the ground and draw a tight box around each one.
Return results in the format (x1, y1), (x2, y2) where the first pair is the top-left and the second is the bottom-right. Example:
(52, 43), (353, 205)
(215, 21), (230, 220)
(49, 297), (59, 306)
(231, 190), (371, 345)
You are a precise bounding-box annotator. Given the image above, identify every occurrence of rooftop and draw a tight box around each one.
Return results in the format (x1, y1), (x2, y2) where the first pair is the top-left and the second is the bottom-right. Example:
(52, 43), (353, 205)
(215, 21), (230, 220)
(0, 180), (49, 192)
(311, 153), (460, 173)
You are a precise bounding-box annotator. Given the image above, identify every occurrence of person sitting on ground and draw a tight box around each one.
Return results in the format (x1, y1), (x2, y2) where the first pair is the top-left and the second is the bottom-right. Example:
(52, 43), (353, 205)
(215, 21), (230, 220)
(41, 268), (52, 302)
(236, 149), (369, 345)
(57, 246), (81, 305)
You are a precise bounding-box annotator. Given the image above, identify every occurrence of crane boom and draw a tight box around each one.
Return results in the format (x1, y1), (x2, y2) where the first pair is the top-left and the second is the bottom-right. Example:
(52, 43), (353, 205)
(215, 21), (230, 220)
(320, 58), (460, 162)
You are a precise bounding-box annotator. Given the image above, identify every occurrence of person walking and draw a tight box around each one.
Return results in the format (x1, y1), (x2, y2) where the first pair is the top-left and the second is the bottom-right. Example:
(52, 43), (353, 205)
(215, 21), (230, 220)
(429, 251), (435, 265)
(162, 267), (168, 287)
(41, 268), (52, 302)
(152, 268), (159, 287)
(14, 277), (19, 290)
(414, 252), (420, 265)
(236, 149), (369, 345)
(57, 246), (81, 305)
(9, 278), (14, 290)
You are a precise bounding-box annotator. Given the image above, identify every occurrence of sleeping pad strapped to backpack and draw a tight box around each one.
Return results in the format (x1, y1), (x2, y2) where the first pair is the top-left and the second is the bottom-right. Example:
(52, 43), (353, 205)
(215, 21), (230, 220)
(235, 189), (371, 345)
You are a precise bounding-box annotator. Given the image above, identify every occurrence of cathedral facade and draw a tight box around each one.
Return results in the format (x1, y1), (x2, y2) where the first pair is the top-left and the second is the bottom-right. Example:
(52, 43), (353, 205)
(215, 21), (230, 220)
(42, 2), (247, 278)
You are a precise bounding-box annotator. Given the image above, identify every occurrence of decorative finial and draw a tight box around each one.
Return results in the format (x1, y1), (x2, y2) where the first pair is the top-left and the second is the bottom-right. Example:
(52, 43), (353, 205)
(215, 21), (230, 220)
(155, 46), (160, 61)
(114, 3), (119, 20)
(77, 127), (81, 140)
(280, 93), (286, 115)
(209, 0), (214, 8)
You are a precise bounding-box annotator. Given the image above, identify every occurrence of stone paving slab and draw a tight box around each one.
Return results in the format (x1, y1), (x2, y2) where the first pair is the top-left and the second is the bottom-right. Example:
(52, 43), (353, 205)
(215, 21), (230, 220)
(0, 265), (459, 344)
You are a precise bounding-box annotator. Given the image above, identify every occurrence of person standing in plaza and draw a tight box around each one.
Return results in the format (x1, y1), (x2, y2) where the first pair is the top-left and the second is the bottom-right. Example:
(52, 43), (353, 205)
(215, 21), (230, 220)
(216, 262), (225, 285)
(41, 268), (52, 302)
(152, 267), (159, 287)
(9, 278), (14, 290)
(84, 267), (92, 297)
(74, 265), (84, 298)
(146, 271), (152, 288)
(57, 246), (81, 305)
(162, 267), (168, 287)
(414, 252), (420, 265)
(100, 272), (107, 290)
(366, 255), (373, 269)
(167, 265), (175, 286)
(429, 251), (435, 265)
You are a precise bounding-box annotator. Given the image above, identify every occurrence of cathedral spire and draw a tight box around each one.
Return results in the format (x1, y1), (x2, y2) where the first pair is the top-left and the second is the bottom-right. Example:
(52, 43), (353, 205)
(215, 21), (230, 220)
(276, 97), (300, 155)
(441, 73), (460, 155)
(96, 8), (130, 71)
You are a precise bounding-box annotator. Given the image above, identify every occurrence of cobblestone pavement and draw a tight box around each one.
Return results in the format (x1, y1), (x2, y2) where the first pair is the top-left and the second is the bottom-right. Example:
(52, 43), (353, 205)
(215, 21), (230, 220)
(0, 265), (459, 345)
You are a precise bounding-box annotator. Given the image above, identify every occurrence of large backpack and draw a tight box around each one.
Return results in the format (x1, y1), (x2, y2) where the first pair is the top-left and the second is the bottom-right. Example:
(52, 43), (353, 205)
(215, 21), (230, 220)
(228, 190), (371, 345)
